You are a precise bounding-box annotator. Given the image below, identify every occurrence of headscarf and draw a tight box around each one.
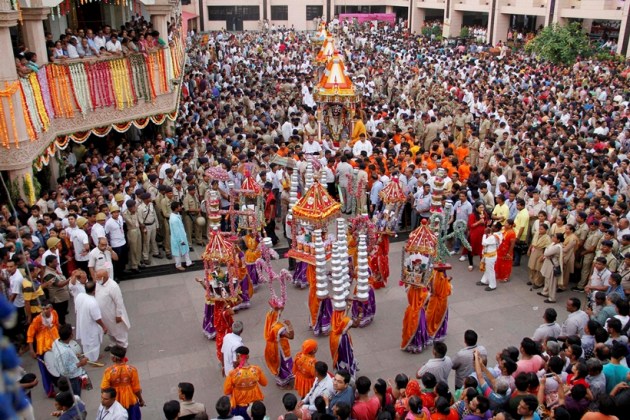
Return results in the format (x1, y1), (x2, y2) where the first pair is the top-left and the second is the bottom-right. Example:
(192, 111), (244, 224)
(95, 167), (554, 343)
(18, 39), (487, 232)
(301, 339), (318, 355)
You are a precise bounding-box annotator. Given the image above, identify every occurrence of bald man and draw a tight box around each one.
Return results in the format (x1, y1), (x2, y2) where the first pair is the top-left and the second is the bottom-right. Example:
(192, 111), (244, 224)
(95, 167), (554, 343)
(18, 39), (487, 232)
(94, 269), (130, 350)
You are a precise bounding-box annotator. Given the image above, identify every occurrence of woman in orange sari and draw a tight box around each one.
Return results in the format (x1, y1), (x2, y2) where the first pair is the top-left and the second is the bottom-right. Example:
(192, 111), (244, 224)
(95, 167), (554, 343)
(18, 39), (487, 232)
(264, 305), (295, 387)
(293, 339), (318, 398)
(495, 219), (516, 282)
(425, 265), (453, 342)
(329, 310), (358, 377)
(401, 283), (430, 354)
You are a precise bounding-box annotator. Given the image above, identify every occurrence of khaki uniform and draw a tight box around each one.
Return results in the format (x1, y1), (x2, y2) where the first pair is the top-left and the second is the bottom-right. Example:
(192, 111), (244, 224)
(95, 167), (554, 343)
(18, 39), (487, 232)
(159, 195), (173, 256)
(183, 192), (202, 245)
(578, 230), (603, 289)
(138, 201), (160, 263)
(594, 250), (619, 273)
(123, 210), (142, 270)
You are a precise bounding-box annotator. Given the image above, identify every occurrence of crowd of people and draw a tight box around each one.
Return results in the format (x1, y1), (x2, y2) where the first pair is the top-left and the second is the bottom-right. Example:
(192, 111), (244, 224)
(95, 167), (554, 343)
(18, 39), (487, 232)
(2, 10), (630, 420)
(13, 14), (173, 78)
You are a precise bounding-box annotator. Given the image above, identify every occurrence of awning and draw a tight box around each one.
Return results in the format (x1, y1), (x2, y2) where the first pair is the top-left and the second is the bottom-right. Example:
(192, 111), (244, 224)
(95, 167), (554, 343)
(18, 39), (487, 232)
(182, 11), (198, 36)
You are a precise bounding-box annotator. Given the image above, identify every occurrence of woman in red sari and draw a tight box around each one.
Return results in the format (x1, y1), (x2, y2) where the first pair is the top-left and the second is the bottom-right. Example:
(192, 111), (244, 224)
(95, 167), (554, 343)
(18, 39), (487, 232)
(369, 234), (390, 289)
(464, 202), (488, 272)
(495, 219), (516, 282)
(214, 300), (235, 362)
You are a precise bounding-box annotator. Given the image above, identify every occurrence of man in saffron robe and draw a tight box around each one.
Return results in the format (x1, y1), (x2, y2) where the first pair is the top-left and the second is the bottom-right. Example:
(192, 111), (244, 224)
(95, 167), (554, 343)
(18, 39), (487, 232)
(293, 339), (318, 398)
(425, 264), (453, 342)
(101, 345), (145, 420)
(264, 305), (295, 387)
(27, 301), (59, 397)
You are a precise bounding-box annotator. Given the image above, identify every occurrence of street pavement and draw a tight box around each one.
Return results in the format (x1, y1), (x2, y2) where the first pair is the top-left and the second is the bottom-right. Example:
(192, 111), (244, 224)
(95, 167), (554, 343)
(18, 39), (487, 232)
(27, 241), (582, 418)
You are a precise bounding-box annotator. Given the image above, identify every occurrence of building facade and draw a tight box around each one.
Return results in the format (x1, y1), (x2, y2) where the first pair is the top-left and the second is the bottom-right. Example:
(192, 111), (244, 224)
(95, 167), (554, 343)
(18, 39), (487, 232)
(186, 0), (630, 57)
(0, 0), (183, 197)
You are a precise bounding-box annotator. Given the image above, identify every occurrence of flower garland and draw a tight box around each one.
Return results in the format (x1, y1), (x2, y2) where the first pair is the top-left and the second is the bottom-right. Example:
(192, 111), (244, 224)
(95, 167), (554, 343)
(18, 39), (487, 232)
(28, 73), (50, 130)
(0, 82), (22, 148)
(45, 66), (61, 117)
(145, 53), (158, 99)
(68, 62), (90, 115)
(24, 173), (36, 205)
(18, 83), (37, 141)
(36, 69), (53, 118)
(255, 258), (289, 308)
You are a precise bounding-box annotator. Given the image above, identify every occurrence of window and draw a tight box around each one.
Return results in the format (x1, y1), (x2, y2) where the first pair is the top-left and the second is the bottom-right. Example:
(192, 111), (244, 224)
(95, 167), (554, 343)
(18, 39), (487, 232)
(207, 6), (260, 21)
(181, 0), (191, 4)
(306, 5), (323, 21)
(271, 5), (288, 20)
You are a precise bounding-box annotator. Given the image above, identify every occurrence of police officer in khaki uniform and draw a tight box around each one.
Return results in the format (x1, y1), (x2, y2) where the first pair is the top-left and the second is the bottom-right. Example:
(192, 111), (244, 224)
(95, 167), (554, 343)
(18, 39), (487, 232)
(145, 174), (159, 200)
(173, 179), (185, 203)
(159, 187), (174, 259)
(155, 185), (167, 245)
(138, 192), (161, 265)
(123, 199), (142, 273)
(183, 185), (203, 248)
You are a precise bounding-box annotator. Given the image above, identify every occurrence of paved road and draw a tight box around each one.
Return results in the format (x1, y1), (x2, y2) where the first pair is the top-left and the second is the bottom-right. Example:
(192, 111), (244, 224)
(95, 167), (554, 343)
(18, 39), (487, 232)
(28, 241), (580, 418)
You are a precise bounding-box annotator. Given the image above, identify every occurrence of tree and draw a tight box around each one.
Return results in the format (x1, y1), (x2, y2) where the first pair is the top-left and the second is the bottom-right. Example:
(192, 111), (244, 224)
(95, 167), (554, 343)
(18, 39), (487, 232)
(525, 22), (592, 65)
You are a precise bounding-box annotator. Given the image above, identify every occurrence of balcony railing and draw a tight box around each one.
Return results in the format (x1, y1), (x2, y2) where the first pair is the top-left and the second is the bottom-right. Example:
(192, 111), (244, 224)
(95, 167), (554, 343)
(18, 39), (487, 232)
(17, 35), (184, 146)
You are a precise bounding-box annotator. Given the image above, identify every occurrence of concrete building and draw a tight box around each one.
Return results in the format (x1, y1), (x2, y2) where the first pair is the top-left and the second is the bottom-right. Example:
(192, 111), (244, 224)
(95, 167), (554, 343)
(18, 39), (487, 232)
(0, 0), (183, 197)
(410, 0), (630, 55)
(187, 0), (630, 57)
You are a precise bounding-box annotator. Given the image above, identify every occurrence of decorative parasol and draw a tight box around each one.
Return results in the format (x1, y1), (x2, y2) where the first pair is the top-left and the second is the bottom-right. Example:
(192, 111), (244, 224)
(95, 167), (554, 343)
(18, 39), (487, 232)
(379, 178), (407, 204)
(405, 219), (438, 256)
(292, 181), (341, 224)
(202, 229), (235, 264)
(313, 54), (361, 105)
(239, 175), (262, 198)
(205, 166), (230, 182)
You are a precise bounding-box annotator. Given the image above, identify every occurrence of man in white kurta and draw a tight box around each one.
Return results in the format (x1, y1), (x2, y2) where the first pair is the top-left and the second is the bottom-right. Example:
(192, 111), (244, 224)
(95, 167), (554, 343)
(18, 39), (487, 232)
(94, 269), (130, 349)
(478, 230), (500, 291)
(74, 281), (106, 362)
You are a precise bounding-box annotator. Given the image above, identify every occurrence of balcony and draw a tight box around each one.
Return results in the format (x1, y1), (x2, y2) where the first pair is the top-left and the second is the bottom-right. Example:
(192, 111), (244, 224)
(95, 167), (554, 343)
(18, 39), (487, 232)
(499, 0), (549, 16)
(453, 0), (491, 12)
(559, 0), (626, 19)
(416, 0), (447, 10)
(0, 35), (185, 171)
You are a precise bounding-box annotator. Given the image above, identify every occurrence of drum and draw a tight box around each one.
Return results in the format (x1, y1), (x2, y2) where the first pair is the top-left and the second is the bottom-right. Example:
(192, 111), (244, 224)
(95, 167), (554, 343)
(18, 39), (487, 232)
(43, 351), (60, 377)
(196, 216), (207, 226)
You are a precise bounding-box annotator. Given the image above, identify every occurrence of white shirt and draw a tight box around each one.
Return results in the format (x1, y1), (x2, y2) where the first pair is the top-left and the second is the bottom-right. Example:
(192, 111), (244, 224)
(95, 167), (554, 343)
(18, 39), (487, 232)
(9, 270), (24, 308)
(221, 332), (244, 376)
(91, 223), (106, 246)
(94, 35), (106, 50)
(71, 229), (90, 262)
(303, 374), (334, 413)
(105, 217), (126, 247)
(96, 401), (129, 420)
(352, 140), (373, 157)
(302, 140), (323, 154)
(482, 233), (500, 255)
(106, 39), (122, 53)
(88, 248), (114, 280)
(66, 43), (80, 59)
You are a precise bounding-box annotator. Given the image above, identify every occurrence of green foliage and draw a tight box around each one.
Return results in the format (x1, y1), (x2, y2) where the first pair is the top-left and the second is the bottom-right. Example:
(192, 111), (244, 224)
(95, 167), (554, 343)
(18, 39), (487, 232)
(421, 26), (432, 37)
(525, 22), (592, 65)
(431, 25), (442, 37)
(460, 27), (470, 38)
